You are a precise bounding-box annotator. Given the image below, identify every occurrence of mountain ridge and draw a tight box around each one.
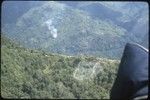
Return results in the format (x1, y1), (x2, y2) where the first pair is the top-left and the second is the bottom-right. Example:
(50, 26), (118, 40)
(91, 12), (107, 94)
(1, 34), (119, 99)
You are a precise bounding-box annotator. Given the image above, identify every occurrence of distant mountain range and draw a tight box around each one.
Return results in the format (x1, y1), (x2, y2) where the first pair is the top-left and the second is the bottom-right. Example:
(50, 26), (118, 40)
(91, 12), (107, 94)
(2, 1), (149, 59)
(1, 1), (148, 99)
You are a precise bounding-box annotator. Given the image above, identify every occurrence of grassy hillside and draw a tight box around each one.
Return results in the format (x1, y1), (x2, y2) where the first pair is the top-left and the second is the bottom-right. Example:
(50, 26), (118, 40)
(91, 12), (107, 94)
(1, 35), (120, 99)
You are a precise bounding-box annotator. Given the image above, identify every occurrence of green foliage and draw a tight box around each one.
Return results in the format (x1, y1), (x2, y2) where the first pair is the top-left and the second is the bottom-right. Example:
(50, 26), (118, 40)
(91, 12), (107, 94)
(1, 35), (119, 99)
(2, 1), (132, 59)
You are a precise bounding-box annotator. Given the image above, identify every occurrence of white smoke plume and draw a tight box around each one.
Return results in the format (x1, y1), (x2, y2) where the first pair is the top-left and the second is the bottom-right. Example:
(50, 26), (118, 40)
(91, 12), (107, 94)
(45, 19), (58, 38)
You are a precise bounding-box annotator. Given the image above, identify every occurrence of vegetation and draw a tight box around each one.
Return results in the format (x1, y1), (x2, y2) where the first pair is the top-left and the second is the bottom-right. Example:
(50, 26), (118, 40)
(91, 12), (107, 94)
(1, 35), (119, 99)
(2, 1), (141, 59)
(1, 1), (148, 99)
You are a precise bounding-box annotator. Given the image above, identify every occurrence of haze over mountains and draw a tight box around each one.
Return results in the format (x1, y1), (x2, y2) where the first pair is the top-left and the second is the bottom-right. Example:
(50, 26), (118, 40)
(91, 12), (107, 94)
(2, 1), (149, 59)
(1, 1), (149, 99)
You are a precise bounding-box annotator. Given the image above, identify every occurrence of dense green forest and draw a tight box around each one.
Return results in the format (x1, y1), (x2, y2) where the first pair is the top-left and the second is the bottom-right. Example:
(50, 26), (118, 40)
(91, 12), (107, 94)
(1, 35), (119, 99)
(1, 1), (148, 99)
(2, 1), (148, 59)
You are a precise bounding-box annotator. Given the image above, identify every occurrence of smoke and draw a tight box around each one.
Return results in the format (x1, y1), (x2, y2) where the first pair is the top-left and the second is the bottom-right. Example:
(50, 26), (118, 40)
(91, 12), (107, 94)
(45, 19), (58, 38)
(51, 28), (57, 38)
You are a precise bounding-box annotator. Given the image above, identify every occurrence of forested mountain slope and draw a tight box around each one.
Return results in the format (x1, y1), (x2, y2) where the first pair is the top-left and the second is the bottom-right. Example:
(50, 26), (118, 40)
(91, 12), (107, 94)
(1, 35), (119, 99)
(1, 1), (148, 99)
(2, 1), (148, 59)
